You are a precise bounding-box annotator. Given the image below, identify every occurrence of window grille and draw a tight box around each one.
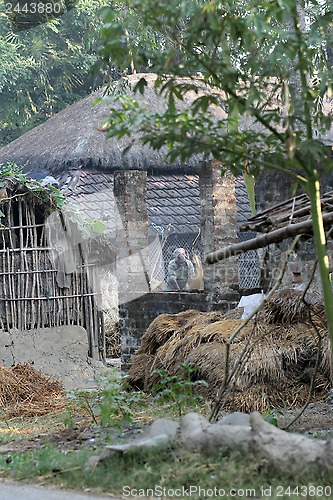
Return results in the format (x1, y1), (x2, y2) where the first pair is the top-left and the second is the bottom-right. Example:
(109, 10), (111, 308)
(237, 231), (261, 290)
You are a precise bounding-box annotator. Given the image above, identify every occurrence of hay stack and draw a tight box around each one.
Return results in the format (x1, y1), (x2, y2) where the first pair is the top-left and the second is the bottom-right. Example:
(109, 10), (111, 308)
(136, 310), (225, 356)
(257, 288), (326, 327)
(128, 290), (331, 413)
(183, 342), (240, 396)
(128, 309), (226, 390)
(127, 353), (156, 390)
(104, 316), (120, 358)
(155, 319), (253, 373)
(0, 363), (66, 418)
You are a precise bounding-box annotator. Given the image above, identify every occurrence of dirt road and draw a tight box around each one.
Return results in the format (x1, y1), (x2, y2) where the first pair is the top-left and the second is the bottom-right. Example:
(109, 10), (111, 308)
(0, 481), (116, 500)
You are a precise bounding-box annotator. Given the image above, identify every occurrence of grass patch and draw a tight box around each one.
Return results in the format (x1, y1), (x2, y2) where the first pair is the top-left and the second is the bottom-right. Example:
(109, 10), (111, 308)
(0, 442), (332, 499)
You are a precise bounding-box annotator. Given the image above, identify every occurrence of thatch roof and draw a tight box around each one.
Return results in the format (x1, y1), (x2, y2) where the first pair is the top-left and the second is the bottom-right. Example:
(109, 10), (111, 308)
(1, 72), (332, 179)
(0, 73), (225, 176)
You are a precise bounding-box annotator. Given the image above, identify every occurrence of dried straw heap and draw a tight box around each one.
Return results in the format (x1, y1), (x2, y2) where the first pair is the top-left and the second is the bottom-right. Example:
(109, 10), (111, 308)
(128, 289), (332, 413)
(0, 363), (66, 418)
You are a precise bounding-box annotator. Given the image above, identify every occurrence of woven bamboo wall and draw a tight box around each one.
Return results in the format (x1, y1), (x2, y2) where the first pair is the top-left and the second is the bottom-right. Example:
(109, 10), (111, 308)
(0, 196), (104, 360)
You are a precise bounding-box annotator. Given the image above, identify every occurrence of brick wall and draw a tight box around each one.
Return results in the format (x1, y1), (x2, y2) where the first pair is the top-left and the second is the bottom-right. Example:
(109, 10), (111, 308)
(114, 170), (150, 304)
(200, 160), (239, 302)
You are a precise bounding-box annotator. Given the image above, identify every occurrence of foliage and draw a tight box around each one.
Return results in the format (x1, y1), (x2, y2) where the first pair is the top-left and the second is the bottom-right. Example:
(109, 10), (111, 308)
(64, 369), (145, 429)
(0, 0), (169, 147)
(97, 0), (333, 348)
(60, 203), (107, 240)
(151, 363), (208, 417)
(0, 162), (66, 208)
(98, 0), (332, 174)
(263, 409), (284, 427)
(0, 162), (107, 241)
(0, 0), (110, 146)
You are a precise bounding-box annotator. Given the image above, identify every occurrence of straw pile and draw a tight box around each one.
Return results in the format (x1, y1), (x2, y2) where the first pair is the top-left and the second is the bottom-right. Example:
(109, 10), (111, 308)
(257, 288), (326, 327)
(0, 363), (66, 418)
(104, 314), (120, 358)
(128, 290), (332, 412)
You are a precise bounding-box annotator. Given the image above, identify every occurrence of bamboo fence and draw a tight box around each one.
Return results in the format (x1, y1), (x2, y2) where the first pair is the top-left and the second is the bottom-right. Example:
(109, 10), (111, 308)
(0, 194), (104, 360)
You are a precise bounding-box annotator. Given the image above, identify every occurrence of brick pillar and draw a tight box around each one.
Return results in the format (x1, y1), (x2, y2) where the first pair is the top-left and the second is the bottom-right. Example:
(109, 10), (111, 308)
(114, 170), (150, 305)
(200, 160), (239, 305)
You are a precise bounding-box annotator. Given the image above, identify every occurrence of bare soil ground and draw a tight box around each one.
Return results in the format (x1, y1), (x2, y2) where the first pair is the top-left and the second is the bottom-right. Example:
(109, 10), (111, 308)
(1, 397), (332, 458)
(278, 399), (333, 437)
(0, 423), (143, 456)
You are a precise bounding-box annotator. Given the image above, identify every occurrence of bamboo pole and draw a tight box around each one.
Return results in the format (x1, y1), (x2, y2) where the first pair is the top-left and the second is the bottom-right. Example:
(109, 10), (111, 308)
(0, 231), (3, 330)
(91, 266), (102, 360)
(88, 267), (98, 359)
(2, 292), (99, 301)
(21, 204), (29, 330)
(0, 269), (58, 276)
(93, 265), (103, 355)
(27, 205), (37, 328)
(34, 216), (43, 327)
(206, 211), (333, 263)
(79, 242), (96, 357)
(50, 249), (62, 327)
(1, 223), (45, 230)
(0, 247), (53, 253)
(17, 199), (24, 330)
(2, 248), (10, 329)
(7, 201), (16, 327)
(41, 250), (51, 327)
(74, 271), (81, 326)
(0, 231), (8, 330)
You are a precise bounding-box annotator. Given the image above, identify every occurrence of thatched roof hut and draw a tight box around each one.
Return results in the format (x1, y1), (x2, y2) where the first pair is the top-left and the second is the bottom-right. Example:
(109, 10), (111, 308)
(0, 73), (226, 177)
(0, 74), (239, 290)
(1, 72), (332, 176)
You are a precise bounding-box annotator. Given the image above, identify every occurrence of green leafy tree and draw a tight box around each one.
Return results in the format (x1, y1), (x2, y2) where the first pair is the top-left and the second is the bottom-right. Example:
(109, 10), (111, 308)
(0, 0), (110, 146)
(97, 0), (333, 349)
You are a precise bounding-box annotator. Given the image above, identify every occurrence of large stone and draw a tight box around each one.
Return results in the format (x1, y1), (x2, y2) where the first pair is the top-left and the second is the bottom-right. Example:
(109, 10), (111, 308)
(89, 411), (333, 474)
(217, 411), (251, 427)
